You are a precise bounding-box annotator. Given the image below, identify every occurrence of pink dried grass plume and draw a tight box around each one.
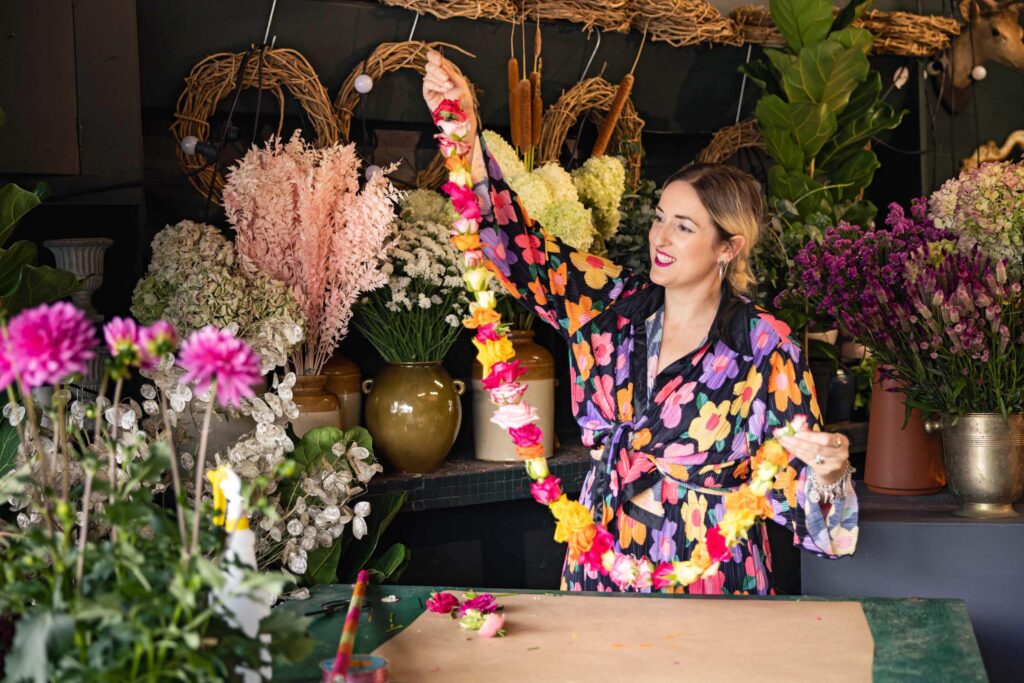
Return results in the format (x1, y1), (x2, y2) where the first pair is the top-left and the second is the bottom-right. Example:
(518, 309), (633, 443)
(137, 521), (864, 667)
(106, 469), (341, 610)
(223, 132), (398, 376)
(178, 326), (263, 408)
(3, 302), (97, 389)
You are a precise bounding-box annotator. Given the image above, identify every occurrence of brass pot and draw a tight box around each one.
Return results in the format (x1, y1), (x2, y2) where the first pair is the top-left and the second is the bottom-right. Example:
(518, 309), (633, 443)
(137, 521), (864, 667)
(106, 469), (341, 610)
(470, 329), (555, 462)
(290, 374), (342, 437)
(323, 354), (362, 429)
(362, 362), (466, 473)
(924, 413), (1024, 519)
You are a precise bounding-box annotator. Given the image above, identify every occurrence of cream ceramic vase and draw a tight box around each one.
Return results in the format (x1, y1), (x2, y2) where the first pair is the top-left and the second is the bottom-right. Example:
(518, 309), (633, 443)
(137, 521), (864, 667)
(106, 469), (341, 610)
(290, 374), (343, 437)
(323, 354), (362, 429)
(471, 329), (555, 462)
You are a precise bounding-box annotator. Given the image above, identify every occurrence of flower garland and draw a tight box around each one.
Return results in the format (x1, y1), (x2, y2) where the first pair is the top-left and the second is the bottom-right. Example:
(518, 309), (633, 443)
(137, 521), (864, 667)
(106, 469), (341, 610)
(433, 99), (802, 592)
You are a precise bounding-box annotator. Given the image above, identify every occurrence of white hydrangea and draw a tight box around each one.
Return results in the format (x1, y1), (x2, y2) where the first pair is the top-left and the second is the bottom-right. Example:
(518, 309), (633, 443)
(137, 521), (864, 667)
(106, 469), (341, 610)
(572, 155), (627, 239)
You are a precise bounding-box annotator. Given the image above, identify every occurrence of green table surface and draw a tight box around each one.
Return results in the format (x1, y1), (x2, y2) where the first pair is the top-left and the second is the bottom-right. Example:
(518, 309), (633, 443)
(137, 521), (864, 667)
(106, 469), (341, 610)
(274, 584), (985, 682)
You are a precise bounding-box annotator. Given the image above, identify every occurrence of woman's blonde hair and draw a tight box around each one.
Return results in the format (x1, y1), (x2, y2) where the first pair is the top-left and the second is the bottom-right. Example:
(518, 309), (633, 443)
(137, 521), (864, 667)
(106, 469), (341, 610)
(662, 163), (763, 296)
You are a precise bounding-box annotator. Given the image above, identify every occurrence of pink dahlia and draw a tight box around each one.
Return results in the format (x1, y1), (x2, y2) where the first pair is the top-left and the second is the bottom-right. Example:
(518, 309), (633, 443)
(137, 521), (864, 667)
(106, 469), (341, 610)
(141, 320), (177, 358)
(104, 316), (145, 375)
(459, 593), (499, 615)
(178, 326), (262, 408)
(5, 302), (96, 389)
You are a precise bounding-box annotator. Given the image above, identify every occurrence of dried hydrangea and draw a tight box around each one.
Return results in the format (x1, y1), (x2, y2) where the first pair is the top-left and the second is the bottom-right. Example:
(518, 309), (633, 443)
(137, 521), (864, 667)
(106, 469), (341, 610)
(130, 220), (304, 369)
(929, 161), (1024, 277)
(482, 129), (526, 180)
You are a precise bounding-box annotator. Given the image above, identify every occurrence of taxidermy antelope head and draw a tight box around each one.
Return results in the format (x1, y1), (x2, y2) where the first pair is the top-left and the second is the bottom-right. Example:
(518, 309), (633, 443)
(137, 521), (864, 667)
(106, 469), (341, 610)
(934, 0), (1024, 112)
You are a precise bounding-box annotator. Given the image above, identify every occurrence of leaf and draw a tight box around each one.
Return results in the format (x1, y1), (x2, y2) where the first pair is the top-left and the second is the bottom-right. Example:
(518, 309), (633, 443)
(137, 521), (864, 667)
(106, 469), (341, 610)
(261, 609), (315, 663)
(290, 426), (344, 471)
(831, 26), (874, 55)
(770, 0), (833, 51)
(0, 183), (41, 246)
(739, 59), (785, 99)
(760, 125), (805, 173)
(781, 41), (870, 116)
(832, 0), (874, 32)
(0, 419), (19, 478)
(767, 167), (826, 216)
(367, 543), (410, 582)
(755, 95), (837, 161)
(305, 541), (342, 585)
(764, 49), (798, 83)
(5, 610), (75, 683)
(2, 264), (80, 316)
(337, 491), (407, 582)
(818, 100), (905, 169)
(826, 149), (880, 202)
(0, 241), (37, 297)
(838, 199), (878, 227)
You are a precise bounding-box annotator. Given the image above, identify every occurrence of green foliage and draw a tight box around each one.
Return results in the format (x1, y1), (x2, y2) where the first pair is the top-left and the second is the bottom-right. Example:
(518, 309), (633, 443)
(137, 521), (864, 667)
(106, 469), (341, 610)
(0, 183), (80, 317)
(0, 441), (313, 681)
(606, 178), (660, 278)
(747, 0), (906, 327)
(283, 427), (409, 586)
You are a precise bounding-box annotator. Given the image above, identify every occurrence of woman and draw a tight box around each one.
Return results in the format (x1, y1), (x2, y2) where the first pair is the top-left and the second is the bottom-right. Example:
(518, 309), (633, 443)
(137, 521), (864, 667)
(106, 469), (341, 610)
(422, 51), (858, 594)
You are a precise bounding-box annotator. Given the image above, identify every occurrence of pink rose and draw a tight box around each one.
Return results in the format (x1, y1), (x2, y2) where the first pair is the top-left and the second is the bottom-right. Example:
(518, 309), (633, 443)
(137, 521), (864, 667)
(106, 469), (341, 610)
(609, 555), (638, 590)
(580, 525), (614, 574)
(459, 593), (499, 615)
(441, 182), (481, 221)
(634, 559), (653, 591)
(432, 99), (467, 124)
(435, 134), (471, 159)
(452, 216), (478, 235)
(652, 562), (676, 590)
(706, 526), (731, 563)
(510, 424), (543, 448)
(530, 475), (562, 505)
(426, 591), (460, 615)
(490, 402), (538, 431)
(475, 324), (501, 342)
(488, 381), (527, 406)
(464, 249), (486, 267)
(482, 360), (526, 390)
(477, 612), (506, 638)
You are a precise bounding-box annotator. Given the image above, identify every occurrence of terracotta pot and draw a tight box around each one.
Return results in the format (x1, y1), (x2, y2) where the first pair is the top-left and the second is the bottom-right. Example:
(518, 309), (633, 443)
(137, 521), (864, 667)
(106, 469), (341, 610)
(323, 354), (362, 429)
(362, 362), (465, 473)
(864, 369), (946, 495)
(471, 329), (555, 462)
(290, 374), (342, 437)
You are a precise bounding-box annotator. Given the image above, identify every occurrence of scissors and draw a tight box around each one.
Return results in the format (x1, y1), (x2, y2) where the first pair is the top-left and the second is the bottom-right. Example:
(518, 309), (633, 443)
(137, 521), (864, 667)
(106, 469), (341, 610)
(303, 598), (351, 617)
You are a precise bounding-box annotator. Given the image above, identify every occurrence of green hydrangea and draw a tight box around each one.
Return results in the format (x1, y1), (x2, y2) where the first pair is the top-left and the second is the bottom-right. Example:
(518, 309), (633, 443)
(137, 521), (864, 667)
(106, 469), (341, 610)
(573, 156), (626, 239)
(533, 163), (579, 203)
(538, 200), (595, 252)
(508, 172), (554, 221)
(482, 130), (526, 180)
(400, 188), (458, 225)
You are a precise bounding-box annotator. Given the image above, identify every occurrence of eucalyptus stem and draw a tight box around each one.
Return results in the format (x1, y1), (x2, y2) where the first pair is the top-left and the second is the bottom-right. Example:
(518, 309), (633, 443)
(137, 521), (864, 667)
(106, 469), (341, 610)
(188, 389), (216, 557)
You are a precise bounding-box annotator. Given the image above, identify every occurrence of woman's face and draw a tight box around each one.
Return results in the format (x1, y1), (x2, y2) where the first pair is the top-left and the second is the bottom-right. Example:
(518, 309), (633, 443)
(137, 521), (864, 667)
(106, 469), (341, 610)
(648, 180), (733, 291)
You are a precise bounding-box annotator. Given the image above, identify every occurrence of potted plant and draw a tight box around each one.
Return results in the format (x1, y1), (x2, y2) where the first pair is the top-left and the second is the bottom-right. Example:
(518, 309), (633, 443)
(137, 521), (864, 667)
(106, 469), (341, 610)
(223, 133), (398, 436)
(0, 304), (313, 679)
(353, 190), (470, 474)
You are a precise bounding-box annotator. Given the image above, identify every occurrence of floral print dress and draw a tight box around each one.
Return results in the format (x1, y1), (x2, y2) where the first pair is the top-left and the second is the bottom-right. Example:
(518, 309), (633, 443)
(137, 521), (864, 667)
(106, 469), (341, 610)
(473, 137), (859, 595)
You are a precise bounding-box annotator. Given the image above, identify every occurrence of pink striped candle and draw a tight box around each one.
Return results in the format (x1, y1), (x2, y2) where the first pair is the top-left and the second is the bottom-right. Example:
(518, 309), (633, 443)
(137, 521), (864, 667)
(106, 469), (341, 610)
(330, 570), (370, 680)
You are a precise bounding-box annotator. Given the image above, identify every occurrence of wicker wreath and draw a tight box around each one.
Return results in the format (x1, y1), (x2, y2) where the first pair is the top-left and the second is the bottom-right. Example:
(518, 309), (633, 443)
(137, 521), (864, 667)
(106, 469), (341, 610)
(334, 40), (478, 189)
(538, 76), (645, 187)
(697, 118), (764, 165)
(171, 47), (340, 203)
(729, 5), (959, 56)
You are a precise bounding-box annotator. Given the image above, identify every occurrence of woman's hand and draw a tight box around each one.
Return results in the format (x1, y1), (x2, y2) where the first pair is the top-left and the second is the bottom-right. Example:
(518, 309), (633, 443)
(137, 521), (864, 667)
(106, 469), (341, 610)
(422, 50), (477, 140)
(776, 430), (850, 485)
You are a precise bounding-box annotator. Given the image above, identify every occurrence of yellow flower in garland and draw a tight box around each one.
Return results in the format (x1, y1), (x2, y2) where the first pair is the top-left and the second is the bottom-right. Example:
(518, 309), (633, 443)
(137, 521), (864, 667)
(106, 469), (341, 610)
(463, 303), (501, 329)
(452, 233), (482, 252)
(473, 336), (515, 376)
(717, 508), (757, 546)
(550, 494), (594, 544)
(445, 155), (473, 187)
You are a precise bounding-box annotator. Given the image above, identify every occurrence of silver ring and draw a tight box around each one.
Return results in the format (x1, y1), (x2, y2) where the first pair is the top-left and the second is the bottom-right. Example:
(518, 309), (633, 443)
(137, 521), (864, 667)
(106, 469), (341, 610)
(832, 436), (843, 449)
(814, 453), (826, 465)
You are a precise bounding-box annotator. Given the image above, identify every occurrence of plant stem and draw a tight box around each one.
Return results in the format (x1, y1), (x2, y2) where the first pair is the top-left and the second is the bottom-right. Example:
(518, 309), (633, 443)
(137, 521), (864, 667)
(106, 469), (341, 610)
(20, 387), (55, 537)
(160, 391), (189, 555)
(189, 389), (216, 557)
(74, 468), (95, 587)
(108, 377), (124, 487)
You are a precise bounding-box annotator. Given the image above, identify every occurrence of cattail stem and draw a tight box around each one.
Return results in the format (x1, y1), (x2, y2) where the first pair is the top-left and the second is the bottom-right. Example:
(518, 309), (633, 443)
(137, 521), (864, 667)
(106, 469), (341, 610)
(593, 74), (634, 158)
(518, 78), (532, 156)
